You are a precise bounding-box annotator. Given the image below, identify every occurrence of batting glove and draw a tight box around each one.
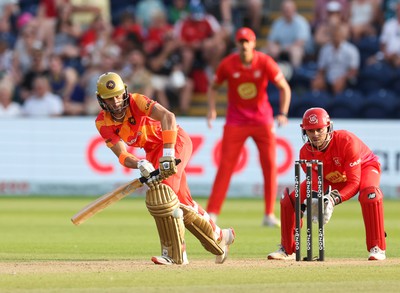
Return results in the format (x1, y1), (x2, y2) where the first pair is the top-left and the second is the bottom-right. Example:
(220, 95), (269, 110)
(159, 156), (177, 178)
(137, 159), (155, 179)
(145, 175), (163, 190)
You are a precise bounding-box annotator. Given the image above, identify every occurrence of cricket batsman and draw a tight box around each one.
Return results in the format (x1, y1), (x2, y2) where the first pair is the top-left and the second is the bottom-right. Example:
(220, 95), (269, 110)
(95, 72), (235, 265)
(268, 107), (386, 261)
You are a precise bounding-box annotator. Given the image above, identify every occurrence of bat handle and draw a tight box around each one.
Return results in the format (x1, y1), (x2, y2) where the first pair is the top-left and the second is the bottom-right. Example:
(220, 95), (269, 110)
(139, 158), (181, 183)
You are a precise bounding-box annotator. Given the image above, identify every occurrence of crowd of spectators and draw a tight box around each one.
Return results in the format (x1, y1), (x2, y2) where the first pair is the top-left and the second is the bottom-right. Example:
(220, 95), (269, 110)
(268, 0), (400, 119)
(0, 0), (400, 118)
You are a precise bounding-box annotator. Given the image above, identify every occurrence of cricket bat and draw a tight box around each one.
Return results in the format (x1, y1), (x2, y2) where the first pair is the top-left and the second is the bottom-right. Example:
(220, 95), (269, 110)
(71, 159), (181, 226)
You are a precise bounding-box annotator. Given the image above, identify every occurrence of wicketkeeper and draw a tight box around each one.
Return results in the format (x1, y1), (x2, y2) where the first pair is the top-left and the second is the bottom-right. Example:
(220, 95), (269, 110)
(95, 72), (235, 265)
(268, 107), (386, 261)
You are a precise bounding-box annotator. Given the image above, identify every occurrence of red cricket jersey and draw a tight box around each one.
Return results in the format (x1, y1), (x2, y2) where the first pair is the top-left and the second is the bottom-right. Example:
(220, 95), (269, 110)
(176, 15), (219, 43)
(214, 51), (283, 126)
(300, 130), (379, 201)
(95, 94), (163, 153)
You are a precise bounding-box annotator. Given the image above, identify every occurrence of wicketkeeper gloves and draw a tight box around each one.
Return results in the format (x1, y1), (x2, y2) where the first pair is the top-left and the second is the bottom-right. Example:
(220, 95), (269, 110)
(308, 187), (342, 225)
(322, 187), (342, 224)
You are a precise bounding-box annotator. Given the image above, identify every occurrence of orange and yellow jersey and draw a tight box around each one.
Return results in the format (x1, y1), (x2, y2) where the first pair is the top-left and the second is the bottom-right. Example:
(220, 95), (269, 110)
(95, 93), (163, 153)
(299, 130), (380, 201)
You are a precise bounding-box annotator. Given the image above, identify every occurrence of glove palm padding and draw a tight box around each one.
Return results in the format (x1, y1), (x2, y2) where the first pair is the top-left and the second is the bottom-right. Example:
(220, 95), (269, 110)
(322, 188), (342, 224)
(309, 188), (342, 225)
(159, 156), (177, 179)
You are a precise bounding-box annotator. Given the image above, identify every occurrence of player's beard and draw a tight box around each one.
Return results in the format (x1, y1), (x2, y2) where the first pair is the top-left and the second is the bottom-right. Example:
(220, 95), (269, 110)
(310, 133), (331, 151)
(109, 99), (128, 120)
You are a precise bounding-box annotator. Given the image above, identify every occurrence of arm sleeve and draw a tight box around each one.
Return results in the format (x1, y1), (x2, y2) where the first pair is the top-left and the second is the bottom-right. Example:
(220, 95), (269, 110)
(213, 59), (227, 85)
(132, 93), (156, 115)
(265, 55), (283, 83)
(338, 139), (362, 201)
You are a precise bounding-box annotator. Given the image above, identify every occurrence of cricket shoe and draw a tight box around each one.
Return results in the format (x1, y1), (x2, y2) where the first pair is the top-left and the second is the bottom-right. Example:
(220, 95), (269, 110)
(267, 245), (295, 260)
(262, 214), (281, 228)
(368, 246), (386, 261)
(215, 228), (235, 264)
(151, 251), (189, 265)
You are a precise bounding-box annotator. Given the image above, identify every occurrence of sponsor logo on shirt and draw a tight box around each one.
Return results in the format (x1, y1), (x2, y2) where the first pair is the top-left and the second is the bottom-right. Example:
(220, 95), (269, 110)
(237, 82), (257, 99)
(145, 101), (151, 111)
(349, 158), (361, 167)
(126, 132), (142, 145)
(326, 171), (347, 183)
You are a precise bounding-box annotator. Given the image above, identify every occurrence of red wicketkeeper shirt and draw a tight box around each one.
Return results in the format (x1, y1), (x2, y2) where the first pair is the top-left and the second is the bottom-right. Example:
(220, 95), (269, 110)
(300, 130), (379, 201)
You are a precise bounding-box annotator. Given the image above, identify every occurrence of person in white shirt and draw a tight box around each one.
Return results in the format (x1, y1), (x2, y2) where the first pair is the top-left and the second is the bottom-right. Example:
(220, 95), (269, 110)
(22, 75), (64, 116)
(311, 23), (360, 95)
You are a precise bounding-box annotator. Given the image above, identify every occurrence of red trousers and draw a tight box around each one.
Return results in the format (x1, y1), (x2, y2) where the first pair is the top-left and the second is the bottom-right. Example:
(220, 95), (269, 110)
(206, 124), (277, 215)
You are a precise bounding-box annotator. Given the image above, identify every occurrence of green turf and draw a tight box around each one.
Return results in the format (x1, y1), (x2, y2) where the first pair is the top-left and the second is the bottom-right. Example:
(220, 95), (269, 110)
(0, 196), (399, 292)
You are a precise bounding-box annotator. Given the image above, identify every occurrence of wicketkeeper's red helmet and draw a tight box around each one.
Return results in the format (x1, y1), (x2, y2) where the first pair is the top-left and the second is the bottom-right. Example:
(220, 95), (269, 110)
(300, 107), (331, 130)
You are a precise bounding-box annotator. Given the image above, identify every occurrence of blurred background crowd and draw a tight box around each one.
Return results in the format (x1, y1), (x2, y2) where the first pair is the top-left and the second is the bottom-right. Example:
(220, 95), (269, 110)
(0, 0), (400, 119)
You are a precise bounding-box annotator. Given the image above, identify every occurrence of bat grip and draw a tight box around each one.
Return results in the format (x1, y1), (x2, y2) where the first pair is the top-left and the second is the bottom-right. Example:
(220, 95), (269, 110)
(139, 158), (181, 183)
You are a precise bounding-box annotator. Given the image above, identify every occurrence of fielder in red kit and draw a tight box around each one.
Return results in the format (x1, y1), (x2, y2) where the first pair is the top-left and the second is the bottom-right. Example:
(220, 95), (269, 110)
(268, 107), (386, 261)
(206, 27), (292, 227)
(95, 72), (235, 265)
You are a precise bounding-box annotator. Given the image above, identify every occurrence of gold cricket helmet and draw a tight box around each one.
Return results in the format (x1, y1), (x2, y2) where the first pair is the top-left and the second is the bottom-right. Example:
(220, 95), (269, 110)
(96, 72), (126, 99)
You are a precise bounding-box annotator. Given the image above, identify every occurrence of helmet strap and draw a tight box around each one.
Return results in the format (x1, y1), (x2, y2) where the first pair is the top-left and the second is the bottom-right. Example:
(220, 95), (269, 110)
(111, 110), (126, 121)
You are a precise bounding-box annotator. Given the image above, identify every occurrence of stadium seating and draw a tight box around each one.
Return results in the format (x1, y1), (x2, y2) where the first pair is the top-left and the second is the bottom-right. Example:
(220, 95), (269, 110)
(289, 90), (331, 117)
(354, 36), (380, 67)
(360, 89), (399, 119)
(356, 62), (396, 94)
(328, 89), (364, 119)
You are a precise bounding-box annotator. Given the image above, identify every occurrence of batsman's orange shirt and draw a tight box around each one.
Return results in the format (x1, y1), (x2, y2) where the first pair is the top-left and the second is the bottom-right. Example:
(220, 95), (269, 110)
(95, 93), (162, 153)
(214, 51), (283, 126)
(300, 130), (379, 201)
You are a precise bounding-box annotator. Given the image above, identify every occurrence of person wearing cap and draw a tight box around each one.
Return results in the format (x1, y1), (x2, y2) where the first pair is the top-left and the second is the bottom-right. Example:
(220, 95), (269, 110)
(312, 0), (350, 29)
(314, 0), (350, 51)
(268, 107), (386, 261)
(206, 27), (291, 227)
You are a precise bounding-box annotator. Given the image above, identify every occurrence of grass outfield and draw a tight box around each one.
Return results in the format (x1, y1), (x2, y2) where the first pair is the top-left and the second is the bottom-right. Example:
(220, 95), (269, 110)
(0, 196), (399, 292)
